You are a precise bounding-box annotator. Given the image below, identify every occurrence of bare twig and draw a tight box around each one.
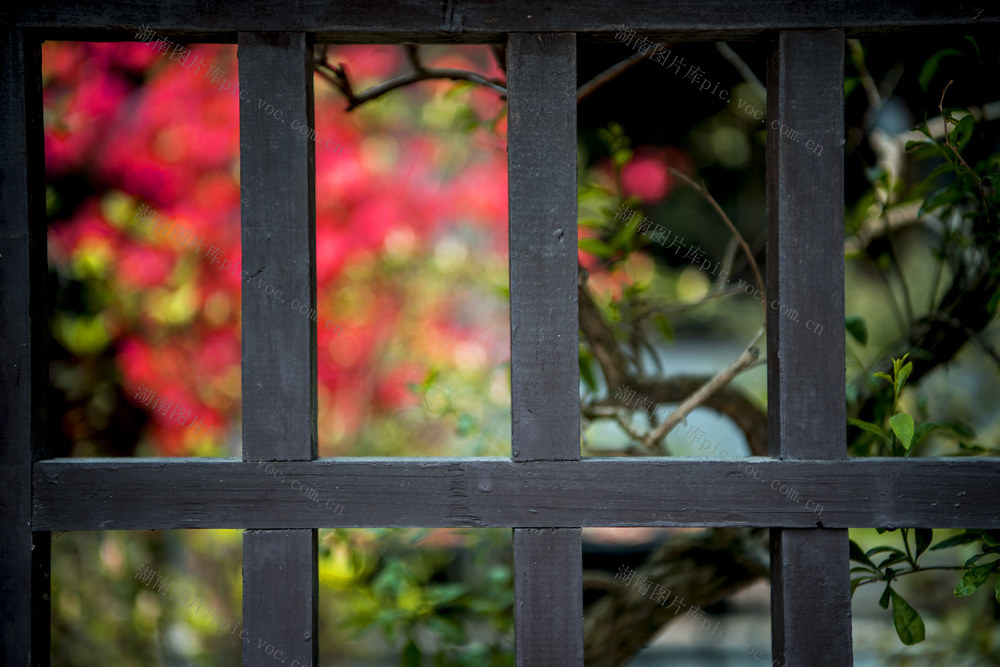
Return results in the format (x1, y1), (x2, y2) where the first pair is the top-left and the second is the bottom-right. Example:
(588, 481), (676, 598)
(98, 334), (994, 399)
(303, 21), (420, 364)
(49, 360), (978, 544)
(643, 328), (764, 448)
(316, 46), (507, 111)
(579, 268), (632, 389)
(582, 571), (629, 593)
(844, 201), (924, 254)
(637, 283), (747, 320)
(717, 235), (739, 289)
(849, 39), (882, 121)
(578, 48), (656, 103)
(900, 100), (1000, 145)
(667, 168), (766, 308)
(715, 42), (764, 98)
(938, 81), (995, 226)
(927, 312), (1000, 370)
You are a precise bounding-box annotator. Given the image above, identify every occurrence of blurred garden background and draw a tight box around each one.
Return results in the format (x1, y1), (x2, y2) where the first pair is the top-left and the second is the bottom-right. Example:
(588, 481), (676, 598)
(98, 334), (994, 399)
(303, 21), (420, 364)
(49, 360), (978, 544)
(43, 32), (999, 665)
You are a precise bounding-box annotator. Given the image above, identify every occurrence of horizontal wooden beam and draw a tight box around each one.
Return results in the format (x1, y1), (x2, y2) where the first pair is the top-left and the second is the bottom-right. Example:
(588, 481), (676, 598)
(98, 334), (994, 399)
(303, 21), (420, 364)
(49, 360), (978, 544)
(3, 1), (996, 41)
(34, 457), (1000, 530)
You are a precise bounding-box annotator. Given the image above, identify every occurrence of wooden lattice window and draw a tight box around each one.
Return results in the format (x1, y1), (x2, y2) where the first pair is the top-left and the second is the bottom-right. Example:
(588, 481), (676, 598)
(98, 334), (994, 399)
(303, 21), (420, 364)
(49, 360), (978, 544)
(3, 4), (999, 665)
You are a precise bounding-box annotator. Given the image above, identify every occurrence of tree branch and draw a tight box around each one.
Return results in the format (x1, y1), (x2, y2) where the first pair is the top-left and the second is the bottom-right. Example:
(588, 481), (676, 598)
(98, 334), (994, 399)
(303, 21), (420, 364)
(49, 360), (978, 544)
(668, 168), (766, 311)
(642, 329), (764, 449)
(584, 527), (770, 666)
(578, 48), (655, 103)
(316, 45), (507, 111)
(579, 268), (632, 390)
(715, 42), (764, 97)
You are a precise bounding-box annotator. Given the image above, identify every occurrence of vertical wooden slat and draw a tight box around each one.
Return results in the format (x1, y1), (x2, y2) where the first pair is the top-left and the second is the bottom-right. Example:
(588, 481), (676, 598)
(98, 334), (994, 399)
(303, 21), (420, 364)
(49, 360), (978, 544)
(766, 30), (852, 666)
(243, 531), (316, 665)
(514, 528), (583, 664)
(508, 32), (580, 465)
(507, 32), (583, 666)
(239, 31), (317, 667)
(0, 29), (50, 667)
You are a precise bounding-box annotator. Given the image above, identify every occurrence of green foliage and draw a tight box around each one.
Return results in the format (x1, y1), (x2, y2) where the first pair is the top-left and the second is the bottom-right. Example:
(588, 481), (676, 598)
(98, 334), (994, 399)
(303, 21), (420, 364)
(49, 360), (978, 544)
(51, 530), (244, 666)
(845, 315), (868, 346)
(850, 355), (919, 455)
(905, 46), (1000, 248)
(890, 589), (926, 645)
(849, 355), (980, 457)
(328, 528), (514, 666)
(850, 528), (1000, 646)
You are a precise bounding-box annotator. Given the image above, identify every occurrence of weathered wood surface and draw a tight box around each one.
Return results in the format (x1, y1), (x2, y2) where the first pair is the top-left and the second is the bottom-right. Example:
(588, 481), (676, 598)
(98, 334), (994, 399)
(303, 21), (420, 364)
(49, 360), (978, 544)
(32, 457), (1000, 529)
(240, 30), (317, 463)
(766, 30), (852, 667)
(508, 31), (584, 665)
(515, 529), (584, 666)
(2, 1), (996, 41)
(243, 530), (317, 667)
(239, 31), (318, 667)
(0, 28), (50, 667)
(508, 32), (579, 463)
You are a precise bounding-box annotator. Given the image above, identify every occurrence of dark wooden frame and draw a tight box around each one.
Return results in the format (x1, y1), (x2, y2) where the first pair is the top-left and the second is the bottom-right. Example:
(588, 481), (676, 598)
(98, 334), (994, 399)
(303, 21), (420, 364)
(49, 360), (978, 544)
(3, 3), (999, 665)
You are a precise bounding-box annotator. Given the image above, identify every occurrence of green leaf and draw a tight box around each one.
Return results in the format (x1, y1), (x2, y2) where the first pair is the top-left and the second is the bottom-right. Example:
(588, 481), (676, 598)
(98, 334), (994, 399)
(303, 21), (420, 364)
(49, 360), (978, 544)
(965, 553), (988, 567)
(889, 413), (915, 450)
(427, 583), (467, 606)
(850, 540), (877, 569)
(995, 577), (1000, 604)
(939, 420), (976, 439)
(879, 583), (893, 610)
(848, 418), (890, 441)
(653, 314), (675, 343)
(890, 590), (926, 645)
(612, 147), (634, 169)
(402, 639), (422, 667)
(892, 353), (909, 375)
(931, 531), (982, 550)
(866, 546), (905, 558)
(845, 315), (868, 345)
(954, 564), (993, 597)
(844, 77), (859, 98)
(873, 372), (893, 384)
(426, 616), (467, 645)
(851, 577), (870, 597)
(988, 289), (1000, 316)
(918, 48), (961, 91)
(578, 237), (614, 258)
(912, 420), (975, 451)
(908, 140), (947, 162)
(912, 422), (941, 450)
(895, 362), (912, 395)
(926, 161), (963, 182)
(920, 187), (965, 216)
(951, 115), (976, 153)
(904, 138), (931, 151)
(915, 529), (933, 560)
(879, 553), (910, 569)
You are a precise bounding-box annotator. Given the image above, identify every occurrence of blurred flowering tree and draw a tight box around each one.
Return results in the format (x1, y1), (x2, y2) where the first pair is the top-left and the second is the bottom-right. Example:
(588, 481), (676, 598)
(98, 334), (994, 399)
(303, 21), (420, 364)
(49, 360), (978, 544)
(45, 39), (514, 665)
(44, 40), (510, 459)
